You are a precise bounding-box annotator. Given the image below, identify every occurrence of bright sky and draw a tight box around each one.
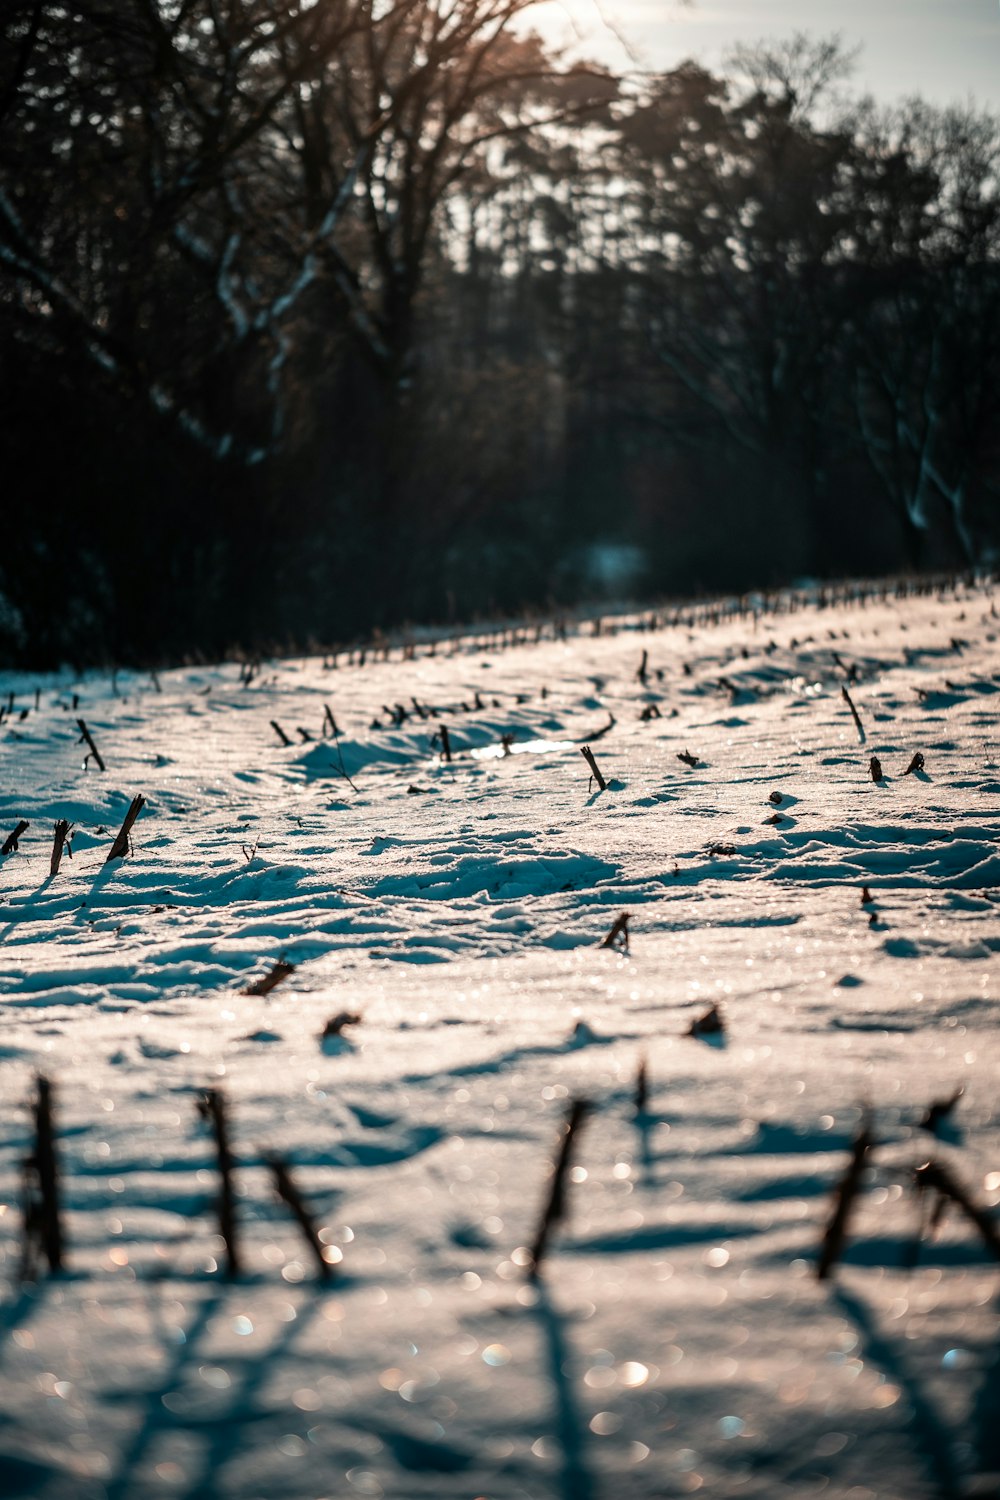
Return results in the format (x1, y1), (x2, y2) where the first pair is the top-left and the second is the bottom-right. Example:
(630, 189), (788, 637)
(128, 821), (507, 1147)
(534, 0), (1000, 107)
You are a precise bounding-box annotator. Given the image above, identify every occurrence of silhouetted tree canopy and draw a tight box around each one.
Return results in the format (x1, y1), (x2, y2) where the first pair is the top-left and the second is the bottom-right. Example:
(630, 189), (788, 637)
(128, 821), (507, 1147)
(1, 14), (997, 664)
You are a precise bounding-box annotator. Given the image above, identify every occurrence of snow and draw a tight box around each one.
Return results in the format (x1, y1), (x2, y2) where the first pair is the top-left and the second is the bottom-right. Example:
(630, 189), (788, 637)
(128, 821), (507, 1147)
(0, 581), (998, 1500)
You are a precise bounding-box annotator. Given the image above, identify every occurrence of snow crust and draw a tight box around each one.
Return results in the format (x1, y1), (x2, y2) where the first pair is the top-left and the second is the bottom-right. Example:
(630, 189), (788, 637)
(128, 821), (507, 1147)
(1, 583), (998, 1499)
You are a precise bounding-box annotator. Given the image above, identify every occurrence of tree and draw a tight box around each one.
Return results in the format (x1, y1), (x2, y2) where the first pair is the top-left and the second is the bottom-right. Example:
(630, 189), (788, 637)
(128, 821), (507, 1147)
(0, 1), (378, 460)
(0, 0), (614, 461)
(841, 98), (1000, 562)
(610, 40), (861, 569)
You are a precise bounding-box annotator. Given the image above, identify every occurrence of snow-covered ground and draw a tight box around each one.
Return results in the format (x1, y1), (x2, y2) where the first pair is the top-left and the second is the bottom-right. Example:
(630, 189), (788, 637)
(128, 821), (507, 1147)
(1, 580), (998, 1500)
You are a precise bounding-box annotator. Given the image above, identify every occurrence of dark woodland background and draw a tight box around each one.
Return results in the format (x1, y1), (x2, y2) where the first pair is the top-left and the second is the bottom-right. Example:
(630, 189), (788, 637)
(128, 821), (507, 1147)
(2, 3), (999, 667)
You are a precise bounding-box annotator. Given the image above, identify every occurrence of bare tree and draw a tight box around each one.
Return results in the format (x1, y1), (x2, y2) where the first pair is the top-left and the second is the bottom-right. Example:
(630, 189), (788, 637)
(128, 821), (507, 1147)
(844, 99), (1000, 562)
(0, 0), (613, 464)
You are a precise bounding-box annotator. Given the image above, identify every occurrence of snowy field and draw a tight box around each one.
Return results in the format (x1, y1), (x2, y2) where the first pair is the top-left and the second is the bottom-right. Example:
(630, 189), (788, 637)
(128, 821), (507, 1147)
(1, 579), (999, 1500)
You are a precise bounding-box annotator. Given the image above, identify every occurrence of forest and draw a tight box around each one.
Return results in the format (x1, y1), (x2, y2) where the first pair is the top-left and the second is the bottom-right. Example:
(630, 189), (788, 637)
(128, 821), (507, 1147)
(1, 2), (999, 666)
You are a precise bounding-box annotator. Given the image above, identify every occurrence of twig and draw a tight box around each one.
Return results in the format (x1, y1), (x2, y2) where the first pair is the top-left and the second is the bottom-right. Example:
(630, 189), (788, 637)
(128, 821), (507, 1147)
(437, 723), (453, 763)
(271, 720), (293, 747)
(76, 718), (106, 771)
(677, 749), (699, 768)
(105, 795), (145, 862)
(528, 1099), (590, 1280)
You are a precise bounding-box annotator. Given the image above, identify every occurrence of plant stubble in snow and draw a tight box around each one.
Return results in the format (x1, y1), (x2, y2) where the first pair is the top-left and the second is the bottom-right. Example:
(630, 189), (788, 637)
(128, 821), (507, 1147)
(0, 580), (998, 1499)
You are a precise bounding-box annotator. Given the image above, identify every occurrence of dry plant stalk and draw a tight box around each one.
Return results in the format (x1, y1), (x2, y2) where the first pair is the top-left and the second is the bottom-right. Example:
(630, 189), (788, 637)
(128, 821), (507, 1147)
(913, 1159), (1000, 1261)
(320, 1011), (360, 1040)
(580, 745), (607, 791)
(20, 1075), (65, 1279)
(841, 686), (865, 743)
(635, 1056), (649, 1115)
(817, 1112), (873, 1281)
(264, 1154), (333, 1282)
(106, 795), (145, 862)
(588, 713), (616, 741)
(242, 960), (296, 997)
(919, 1086), (963, 1134)
(76, 718), (106, 771)
(2, 819), (29, 855)
(600, 912), (630, 953)
(528, 1099), (590, 1279)
(689, 1003), (725, 1038)
(196, 1089), (241, 1277)
(50, 820), (72, 876)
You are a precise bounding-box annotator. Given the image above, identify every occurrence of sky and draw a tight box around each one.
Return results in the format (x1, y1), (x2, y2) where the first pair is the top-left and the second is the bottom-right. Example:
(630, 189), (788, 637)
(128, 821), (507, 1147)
(533, 0), (1000, 107)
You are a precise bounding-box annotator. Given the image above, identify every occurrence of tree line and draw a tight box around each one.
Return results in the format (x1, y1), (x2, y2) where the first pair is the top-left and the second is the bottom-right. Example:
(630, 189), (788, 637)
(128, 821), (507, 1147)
(1, 6), (998, 666)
